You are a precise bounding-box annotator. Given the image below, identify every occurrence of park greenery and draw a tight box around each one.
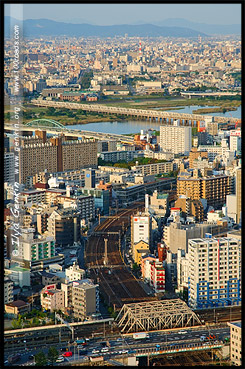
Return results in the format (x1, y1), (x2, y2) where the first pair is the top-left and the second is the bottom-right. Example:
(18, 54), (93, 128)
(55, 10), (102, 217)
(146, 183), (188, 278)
(98, 156), (170, 170)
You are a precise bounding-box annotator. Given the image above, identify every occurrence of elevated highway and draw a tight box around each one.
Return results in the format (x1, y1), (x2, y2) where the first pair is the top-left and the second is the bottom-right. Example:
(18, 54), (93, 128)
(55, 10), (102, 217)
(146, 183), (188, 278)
(4, 122), (134, 144)
(30, 99), (238, 125)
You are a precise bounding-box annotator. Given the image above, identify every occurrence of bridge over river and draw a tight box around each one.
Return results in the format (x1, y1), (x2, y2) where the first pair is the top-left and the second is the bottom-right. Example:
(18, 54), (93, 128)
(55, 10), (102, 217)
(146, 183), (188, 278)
(31, 99), (238, 126)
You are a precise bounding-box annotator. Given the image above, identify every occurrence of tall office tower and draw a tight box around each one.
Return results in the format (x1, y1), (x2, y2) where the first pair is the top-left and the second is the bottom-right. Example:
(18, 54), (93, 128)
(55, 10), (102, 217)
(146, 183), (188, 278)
(160, 124), (192, 155)
(236, 168), (241, 224)
(187, 237), (241, 309)
(131, 212), (152, 247)
(85, 169), (95, 188)
(4, 152), (15, 183)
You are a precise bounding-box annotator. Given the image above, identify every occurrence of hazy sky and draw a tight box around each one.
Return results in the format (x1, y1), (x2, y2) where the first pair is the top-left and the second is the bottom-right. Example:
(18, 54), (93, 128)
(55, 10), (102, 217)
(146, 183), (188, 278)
(5, 3), (241, 25)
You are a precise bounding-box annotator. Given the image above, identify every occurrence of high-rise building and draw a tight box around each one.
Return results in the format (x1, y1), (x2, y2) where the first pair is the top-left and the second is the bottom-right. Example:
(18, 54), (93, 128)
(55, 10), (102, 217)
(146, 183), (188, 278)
(177, 173), (231, 208)
(47, 208), (80, 246)
(4, 152), (15, 183)
(19, 135), (97, 184)
(160, 124), (192, 155)
(187, 237), (241, 309)
(85, 169), (95, 188)
(236, 168), (241, 225)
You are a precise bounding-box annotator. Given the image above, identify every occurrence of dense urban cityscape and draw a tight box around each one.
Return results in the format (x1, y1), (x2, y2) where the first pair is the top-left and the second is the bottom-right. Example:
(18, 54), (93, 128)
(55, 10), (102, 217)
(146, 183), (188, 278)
(4, 4), (241, 367)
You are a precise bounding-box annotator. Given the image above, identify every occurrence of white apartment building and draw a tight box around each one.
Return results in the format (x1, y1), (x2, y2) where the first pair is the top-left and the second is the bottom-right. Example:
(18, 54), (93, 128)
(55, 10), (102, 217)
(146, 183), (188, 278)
(227, 321), (242, 366)
(229, 130), (241, 152)
(131, 212), (152, 246)
(160, 123), (192, 155)
(4, 152), (15, 183)
(187, 237), (241, 309)
(198, 139), (230, 161)
(176, 249), (189, 293)
(65, 262), (85, 282)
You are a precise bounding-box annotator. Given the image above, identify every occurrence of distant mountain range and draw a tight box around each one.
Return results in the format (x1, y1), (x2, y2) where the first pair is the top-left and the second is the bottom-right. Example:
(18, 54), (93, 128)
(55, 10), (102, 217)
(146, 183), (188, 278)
(4, 17), (206, 38)
(4, 17), (240, 38)
(154, 18), (241, 35)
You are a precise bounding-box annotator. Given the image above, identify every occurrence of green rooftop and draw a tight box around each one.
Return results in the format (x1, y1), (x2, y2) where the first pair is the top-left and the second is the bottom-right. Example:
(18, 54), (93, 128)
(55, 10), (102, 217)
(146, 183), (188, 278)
(157, 193), (169, 199)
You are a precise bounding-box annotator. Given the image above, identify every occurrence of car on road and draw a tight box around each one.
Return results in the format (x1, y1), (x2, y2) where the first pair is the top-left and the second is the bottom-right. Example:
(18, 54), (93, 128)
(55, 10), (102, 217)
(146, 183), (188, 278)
(92, 349), (100, 354)
(178, 330), (188, 334)
(101, 348), (109, 353)
(62, 351), (73, 357)
(56, 356), (65, 363)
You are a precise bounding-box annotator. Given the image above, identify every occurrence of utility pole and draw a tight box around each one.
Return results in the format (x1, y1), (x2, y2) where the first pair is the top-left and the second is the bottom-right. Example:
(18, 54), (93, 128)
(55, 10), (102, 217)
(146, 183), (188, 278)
(104, 238), (108, 265)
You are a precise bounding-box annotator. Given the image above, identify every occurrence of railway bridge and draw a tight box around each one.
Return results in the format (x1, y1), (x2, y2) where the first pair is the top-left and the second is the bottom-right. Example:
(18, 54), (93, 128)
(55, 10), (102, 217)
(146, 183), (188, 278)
(31, 99), (238, 125)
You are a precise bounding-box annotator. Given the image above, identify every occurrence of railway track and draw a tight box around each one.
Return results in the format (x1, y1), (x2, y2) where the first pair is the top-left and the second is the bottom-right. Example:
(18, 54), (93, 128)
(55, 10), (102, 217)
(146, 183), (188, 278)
(85, 204), (157, 308)
(195, 305), (241, 324)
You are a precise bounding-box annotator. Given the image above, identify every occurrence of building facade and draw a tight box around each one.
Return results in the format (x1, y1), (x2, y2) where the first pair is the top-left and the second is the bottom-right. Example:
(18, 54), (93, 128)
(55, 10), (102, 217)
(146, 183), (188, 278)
(227, 321), (241, 366)
(160, 124), (192, 155)
(187, 237), (241, 309)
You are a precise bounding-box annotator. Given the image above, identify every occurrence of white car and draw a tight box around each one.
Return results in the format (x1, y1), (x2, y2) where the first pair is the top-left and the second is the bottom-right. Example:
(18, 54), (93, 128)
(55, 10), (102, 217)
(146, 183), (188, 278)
(101, 348), (109, 353)
(92, 349), (100, 354)
(56, 356), (65, 363)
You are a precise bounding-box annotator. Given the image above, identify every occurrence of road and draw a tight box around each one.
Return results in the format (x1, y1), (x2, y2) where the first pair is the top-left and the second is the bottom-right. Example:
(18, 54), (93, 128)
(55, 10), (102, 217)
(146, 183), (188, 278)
(4, 326), (230, 366)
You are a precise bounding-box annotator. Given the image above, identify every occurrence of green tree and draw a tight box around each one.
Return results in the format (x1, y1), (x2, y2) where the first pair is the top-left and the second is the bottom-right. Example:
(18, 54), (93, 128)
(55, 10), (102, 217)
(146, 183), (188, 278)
(47, 347), (59, 364)
(11, 319), (22, 329)
(35, 351), (47, 366)
(47, 107), (56, 116)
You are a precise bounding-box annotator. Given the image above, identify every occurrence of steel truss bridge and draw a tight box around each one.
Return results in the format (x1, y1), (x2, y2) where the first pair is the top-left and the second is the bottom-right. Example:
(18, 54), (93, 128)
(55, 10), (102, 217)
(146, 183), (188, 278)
(116, 299), (203, 333)
(25, 118), (67, 129)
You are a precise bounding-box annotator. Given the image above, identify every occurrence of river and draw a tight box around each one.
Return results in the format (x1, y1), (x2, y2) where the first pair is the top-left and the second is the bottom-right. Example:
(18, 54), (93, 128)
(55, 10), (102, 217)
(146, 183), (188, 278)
(67, 104), (241, 135)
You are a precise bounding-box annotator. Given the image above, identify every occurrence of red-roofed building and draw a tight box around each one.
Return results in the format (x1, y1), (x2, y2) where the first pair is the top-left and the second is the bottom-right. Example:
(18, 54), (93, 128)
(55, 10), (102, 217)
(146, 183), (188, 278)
(40, 284), (65, 312)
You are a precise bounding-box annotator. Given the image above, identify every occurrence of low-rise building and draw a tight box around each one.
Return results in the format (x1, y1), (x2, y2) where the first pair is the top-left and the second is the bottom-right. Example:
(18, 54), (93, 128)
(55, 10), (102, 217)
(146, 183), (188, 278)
(150, 260), (165, 293)
(133, 240), (150, 265)
(40, 284), (65, 312)
(5, 300), (30, 317)
(65, 262), (85, 282)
